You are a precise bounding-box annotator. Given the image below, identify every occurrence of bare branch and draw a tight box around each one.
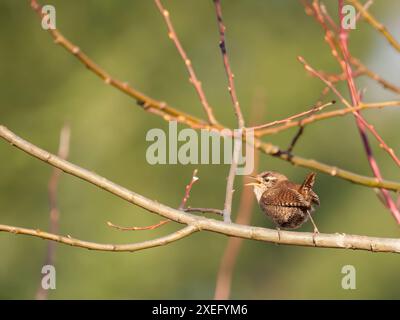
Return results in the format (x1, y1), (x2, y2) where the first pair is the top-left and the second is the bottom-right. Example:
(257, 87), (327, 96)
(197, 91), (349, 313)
(255, 101), (400, 136)
(28, 0), (400, 191)
(350, 57), (400, 94)
(215, 106), (261, 299)
(154, 0), (218, 125)
(223, 135), (241, 222)
(107, 220), (170, 231)
(179, 169), (199, 209)
(184, 207), (224, 216)
(1, 125), (400, 253)
(213, 0), (245, 129)
(35, 123), (70, 300)
(304, 0), (400, 94)
(108, 169), (200, 231)
(298, 55), (400, 168)
(29, 0), (211, 130)
(213, 0), (246, 223)
(251, 100), (335, 132)
(0, 223), (197, 252)
(338, 0), (400, 223)
(347, 0), (400, 53)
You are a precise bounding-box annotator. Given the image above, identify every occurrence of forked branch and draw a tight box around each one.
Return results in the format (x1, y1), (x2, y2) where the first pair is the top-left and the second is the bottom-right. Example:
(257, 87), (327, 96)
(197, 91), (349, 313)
(1, 125), (400, 254)
(28, 0), (400, 191)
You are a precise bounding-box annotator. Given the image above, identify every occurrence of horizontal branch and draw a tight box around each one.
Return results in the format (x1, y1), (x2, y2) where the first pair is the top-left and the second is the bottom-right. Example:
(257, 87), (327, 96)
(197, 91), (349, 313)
(255, 101), (400, 136)
(107, 220), (170, 231)
(1, 125), (400, 253)
(251, 100), (335, 132)
(257, 140), (400, 191)
(0, 223), (197, 252)
(184, 207), (224, 216)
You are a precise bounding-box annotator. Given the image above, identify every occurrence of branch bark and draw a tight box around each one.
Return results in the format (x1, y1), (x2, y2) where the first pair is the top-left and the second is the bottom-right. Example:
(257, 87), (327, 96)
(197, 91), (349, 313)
(1, 125), (400, 254)
(213, 0), (246, 223)
(0, 223), (197, 252)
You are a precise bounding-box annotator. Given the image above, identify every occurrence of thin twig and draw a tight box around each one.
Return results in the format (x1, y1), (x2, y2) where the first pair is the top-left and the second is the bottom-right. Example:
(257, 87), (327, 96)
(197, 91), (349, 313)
(35, 124), (70, 300)
(350, 57), (400, 94)
(298, 56), (400, 168)
(305, 0), (400, 95)
(213, 0), (246, 223)
(213, 0), (245, 129)
(28, 1), (400, 191)
(1, 125), (400, 253)
(338, 0), (400, 223)
(30, 0), (212, 130)
(179, 169), (199, 209)
(355, 0), (374, 21)
(184, 207), (224, 216)
(223, 135), (241, 223)
(285, 125), (305, 155)
(347, 0), (400, 53)
(108, 169), (200, 231)
(255, 101), (400, 136)
(251, 100), (335, 131)
(154, 0), (218, 125)
(0, 223), (197, 252)
(215, 99), (261, 300)
(107, 220), (170, 231)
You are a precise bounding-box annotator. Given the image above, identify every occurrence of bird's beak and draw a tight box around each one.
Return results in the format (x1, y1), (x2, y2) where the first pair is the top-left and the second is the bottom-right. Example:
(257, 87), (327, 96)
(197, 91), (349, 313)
(244, 175), (262, 187)
(244, 182), (259, 187)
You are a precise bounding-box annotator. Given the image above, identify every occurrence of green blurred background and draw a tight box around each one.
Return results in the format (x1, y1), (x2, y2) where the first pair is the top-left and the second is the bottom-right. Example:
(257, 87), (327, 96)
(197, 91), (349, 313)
(0, 0), (399, 299)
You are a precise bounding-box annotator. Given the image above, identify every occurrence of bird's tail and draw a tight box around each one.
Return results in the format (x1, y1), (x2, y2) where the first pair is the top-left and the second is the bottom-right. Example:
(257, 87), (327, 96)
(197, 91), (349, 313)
(301, 172), (316, 191)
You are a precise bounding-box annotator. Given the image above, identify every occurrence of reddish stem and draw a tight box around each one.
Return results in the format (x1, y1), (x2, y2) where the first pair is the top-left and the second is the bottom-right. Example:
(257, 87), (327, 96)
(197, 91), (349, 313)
(338, 0), (400, 223)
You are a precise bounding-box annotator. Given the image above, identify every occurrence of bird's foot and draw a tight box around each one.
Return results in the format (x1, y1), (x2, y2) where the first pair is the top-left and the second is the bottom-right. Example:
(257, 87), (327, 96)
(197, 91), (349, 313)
(276, 227), (281, 242)
(307, 212), (320, 236)
(313, 226), (320, 235)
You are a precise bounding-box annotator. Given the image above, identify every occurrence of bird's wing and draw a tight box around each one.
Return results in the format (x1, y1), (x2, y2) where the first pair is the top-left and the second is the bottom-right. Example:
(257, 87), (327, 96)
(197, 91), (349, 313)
(300, 172), (316, 191)
(299, 172), (320, 206)
(261, 186), (310, 208)
(310, 190), (320, 206)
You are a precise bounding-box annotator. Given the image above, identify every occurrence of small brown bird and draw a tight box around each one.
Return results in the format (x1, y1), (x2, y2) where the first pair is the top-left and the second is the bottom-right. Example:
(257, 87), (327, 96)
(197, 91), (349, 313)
(246, 171), (320, 233)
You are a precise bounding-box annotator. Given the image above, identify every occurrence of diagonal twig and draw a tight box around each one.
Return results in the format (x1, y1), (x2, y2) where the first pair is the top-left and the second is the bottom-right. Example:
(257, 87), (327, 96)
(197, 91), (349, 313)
(347, 0), (400, 53)
(29, 0), (400, 191)
(251, 101), (335, 131)
(108, 169), (200, 231)
(338, 0), (400, 223)
(154, 0), (219, 125)
(179, 169), (199, 209)
(298, 56), (400, 169)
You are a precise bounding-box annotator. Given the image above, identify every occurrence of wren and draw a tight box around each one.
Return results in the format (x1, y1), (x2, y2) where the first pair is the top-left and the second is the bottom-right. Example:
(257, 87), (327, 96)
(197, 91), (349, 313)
(247, 171), (320, 233)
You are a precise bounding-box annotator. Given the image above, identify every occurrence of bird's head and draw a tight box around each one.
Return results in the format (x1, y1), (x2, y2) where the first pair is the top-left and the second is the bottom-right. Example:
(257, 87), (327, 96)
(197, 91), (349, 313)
(245, 171), (288, 201)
